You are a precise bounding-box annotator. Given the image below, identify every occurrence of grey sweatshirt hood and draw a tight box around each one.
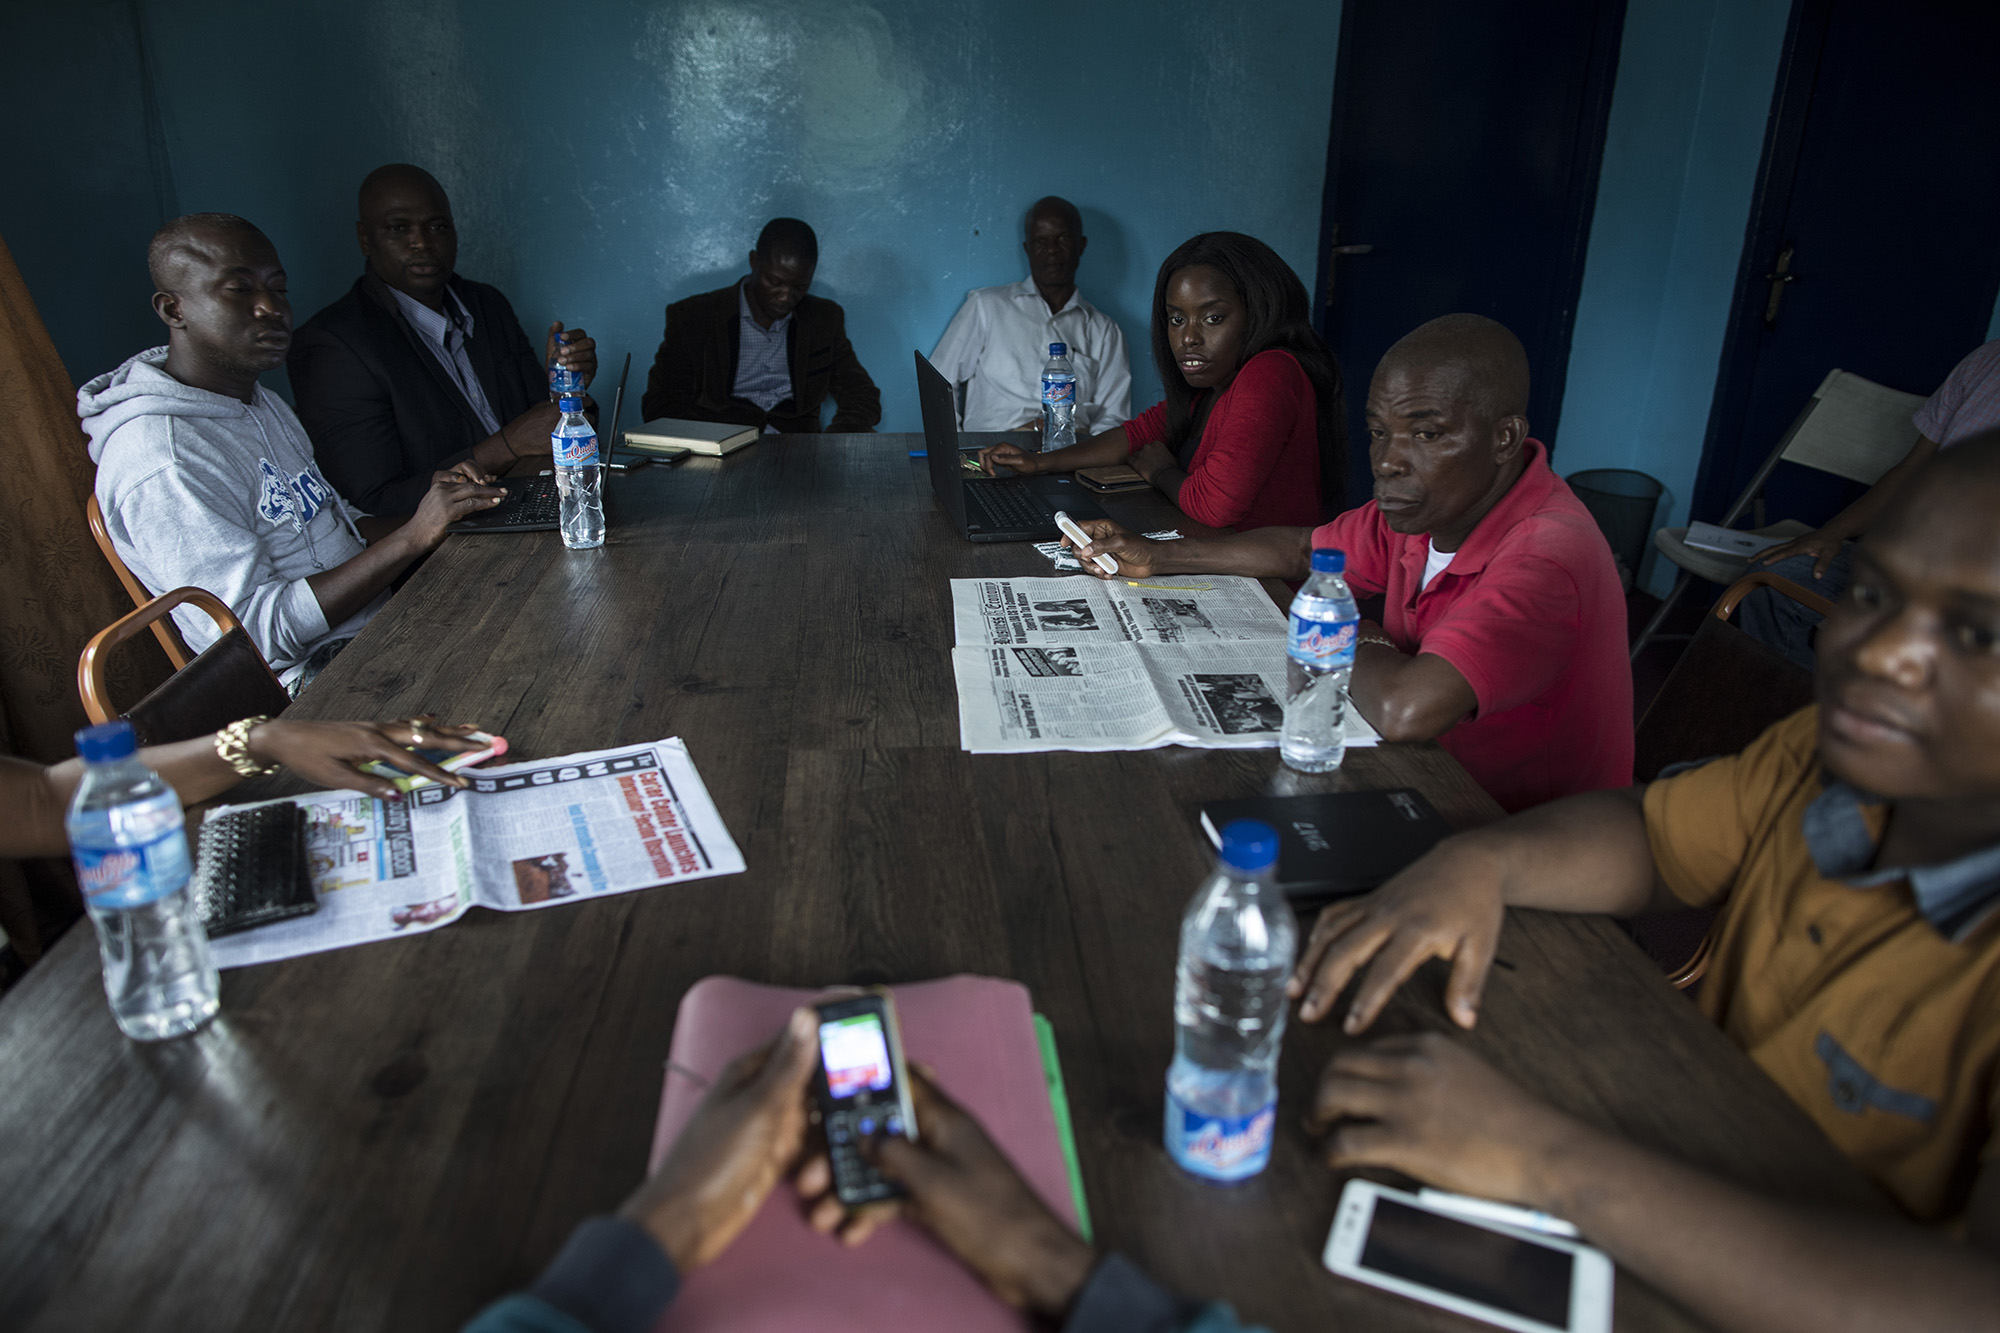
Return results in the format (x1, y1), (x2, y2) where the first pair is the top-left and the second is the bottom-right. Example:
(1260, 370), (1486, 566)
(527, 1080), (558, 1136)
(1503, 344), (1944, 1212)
(78, 346), (248, 463)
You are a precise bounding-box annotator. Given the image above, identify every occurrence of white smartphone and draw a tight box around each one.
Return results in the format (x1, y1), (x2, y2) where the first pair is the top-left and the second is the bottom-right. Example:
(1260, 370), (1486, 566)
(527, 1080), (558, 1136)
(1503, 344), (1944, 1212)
(1323, 1180), (1612, 1333)
(1053, 510), (1118, 574)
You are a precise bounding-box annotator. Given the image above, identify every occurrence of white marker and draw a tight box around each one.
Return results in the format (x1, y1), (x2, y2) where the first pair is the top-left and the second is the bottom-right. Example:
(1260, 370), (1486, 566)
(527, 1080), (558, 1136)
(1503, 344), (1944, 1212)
(1054, 511), (1117, 575)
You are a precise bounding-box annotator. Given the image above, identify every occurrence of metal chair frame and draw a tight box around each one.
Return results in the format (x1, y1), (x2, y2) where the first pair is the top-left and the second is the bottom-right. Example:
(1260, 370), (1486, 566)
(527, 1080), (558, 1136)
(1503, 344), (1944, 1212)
(76, 585), (277, 725)
(85, 493), (188, 670)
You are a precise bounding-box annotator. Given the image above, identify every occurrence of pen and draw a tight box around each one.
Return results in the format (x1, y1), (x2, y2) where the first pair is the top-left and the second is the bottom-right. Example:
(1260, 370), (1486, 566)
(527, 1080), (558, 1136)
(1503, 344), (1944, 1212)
(1417, 1188), (1580, 1238)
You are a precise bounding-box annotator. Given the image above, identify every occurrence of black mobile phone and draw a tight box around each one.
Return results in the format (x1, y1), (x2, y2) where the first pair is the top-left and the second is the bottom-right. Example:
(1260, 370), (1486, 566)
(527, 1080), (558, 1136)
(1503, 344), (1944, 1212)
(812, 990), (918, 1206)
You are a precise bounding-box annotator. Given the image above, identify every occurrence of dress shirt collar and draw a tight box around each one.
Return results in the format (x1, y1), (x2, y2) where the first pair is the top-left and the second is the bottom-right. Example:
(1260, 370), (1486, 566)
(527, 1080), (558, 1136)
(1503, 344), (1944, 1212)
(388, 281), (476, 345)
(1007, 276), (1090, 321)
(1803, 779), (2000, 942)
(738, 278), (792, 335)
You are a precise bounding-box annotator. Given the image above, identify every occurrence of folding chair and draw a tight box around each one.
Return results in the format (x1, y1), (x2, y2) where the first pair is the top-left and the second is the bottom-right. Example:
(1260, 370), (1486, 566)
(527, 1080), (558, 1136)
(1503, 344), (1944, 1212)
(86, 493), (189, 670)
(1627, 571), (1832, 990)
(77, 586), (290, 745)
(1630, 369), (1924, 659)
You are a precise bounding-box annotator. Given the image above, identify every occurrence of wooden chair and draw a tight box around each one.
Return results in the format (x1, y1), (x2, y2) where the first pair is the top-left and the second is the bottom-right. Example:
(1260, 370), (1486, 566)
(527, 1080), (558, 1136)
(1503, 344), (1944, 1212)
(86, 493), (188, 670)
(1630, 368), (1921, 660)
(1627, 571), (1834, 989)
(77, 586), (290, 746)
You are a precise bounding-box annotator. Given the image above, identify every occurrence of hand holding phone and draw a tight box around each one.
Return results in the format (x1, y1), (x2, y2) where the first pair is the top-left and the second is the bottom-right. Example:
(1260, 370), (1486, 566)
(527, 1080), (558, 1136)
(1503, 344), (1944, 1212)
(812, 989), (918, 1206)
(358, 730), (507, 792)
(1055, 511), (1118, 575)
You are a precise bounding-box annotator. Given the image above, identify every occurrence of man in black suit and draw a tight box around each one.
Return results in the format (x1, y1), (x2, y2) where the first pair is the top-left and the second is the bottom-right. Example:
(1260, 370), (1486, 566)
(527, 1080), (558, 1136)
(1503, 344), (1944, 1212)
(640, 218), (880, 433)
(289, 164), (597, 515)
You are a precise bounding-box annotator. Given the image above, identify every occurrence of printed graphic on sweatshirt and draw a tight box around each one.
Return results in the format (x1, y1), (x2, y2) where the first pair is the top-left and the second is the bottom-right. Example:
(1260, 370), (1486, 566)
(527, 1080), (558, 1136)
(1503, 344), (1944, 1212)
(256, 458), (330, 530)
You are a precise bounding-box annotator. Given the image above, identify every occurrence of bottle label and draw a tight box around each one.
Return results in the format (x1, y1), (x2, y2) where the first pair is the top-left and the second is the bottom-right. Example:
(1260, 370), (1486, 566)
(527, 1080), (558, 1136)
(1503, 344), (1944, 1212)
(1041, 377), (1076, 406)
(1165, 1090), (1276, 1181)
(73, 826), (191, 910)
(1289, 613), (1357, 667)
(553, 430), (598, 468)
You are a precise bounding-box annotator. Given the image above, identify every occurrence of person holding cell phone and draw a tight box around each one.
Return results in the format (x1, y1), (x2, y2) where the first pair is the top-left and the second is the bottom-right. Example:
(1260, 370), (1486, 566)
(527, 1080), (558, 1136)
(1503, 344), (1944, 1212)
(0, 716), (486, 966)
(974, 231), (1344, 532)
(461, 1007), (1270, 1333)
(1284, 435), (2000, 1332)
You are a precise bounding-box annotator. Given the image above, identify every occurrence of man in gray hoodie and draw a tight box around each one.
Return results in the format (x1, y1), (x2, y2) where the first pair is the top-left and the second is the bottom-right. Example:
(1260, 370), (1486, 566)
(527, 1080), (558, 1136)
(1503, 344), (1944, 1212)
(80, 213), (503, 692)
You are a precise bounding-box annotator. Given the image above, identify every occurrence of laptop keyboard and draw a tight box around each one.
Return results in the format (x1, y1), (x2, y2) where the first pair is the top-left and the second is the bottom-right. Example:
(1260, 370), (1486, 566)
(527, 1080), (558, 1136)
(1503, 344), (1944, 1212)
(966, 478), (1054, 531)
(462, 474), (560, 529)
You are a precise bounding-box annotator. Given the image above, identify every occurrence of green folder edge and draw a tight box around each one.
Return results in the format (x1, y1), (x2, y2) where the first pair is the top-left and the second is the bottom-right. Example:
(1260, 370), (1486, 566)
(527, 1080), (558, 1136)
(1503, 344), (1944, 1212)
(1034, 1013), (1093, 1243)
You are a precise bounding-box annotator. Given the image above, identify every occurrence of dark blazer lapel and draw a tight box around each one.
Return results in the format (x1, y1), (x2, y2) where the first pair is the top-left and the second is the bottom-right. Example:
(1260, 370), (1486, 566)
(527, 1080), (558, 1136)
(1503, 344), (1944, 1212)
(361, 272), (489, 435)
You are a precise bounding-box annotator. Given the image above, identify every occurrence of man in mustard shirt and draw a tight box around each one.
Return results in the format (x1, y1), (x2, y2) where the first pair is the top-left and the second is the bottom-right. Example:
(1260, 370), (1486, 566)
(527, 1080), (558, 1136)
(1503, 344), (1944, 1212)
(1285, 432), (2000, 1329)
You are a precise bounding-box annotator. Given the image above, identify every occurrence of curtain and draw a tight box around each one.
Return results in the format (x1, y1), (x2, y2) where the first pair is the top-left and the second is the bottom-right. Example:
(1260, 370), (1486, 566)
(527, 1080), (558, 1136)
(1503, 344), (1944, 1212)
(0, 232), (173, 963)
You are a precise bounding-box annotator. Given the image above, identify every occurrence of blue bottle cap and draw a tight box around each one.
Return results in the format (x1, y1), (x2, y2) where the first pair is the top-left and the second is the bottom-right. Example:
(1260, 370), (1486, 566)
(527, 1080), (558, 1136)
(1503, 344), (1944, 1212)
(557, 393), (585, 412)
(1049, 342), (1067, 357)
(75, 720), (137, 763)
(1310, 548), (1346, 574)
(1219, 819), (1280, 874)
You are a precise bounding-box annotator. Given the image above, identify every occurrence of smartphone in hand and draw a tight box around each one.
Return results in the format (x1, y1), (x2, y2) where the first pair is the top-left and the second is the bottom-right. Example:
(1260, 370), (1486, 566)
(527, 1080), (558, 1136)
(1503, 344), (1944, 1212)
(357, 731), (507, 793)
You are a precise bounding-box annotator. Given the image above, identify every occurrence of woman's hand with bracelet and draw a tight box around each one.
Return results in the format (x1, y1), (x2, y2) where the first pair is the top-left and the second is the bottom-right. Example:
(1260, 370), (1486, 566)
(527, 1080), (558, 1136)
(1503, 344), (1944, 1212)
(237, 717), (487, 799)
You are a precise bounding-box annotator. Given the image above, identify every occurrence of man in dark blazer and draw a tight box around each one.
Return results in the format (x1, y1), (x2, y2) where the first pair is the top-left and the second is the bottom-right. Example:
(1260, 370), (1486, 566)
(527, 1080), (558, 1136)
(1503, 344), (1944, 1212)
(289, 164), (596, 515)
(640, 218), (880, 433)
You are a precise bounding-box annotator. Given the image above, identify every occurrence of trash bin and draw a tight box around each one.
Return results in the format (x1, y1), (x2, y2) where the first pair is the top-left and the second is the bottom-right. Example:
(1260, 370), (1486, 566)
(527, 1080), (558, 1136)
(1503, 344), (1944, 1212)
(1566, 468), (1663, 592)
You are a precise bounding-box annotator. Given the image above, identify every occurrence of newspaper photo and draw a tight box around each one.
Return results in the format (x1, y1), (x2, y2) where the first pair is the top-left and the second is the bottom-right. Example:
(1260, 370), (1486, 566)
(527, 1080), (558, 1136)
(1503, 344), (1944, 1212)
(203, 737), (744, 968)
(950, 576), (1381, 754)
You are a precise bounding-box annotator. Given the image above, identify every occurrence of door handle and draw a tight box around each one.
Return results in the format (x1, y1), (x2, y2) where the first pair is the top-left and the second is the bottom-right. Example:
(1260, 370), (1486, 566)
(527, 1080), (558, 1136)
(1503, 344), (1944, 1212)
(1324, 227), (1376, 308)
(1763, 244), (1796, 326)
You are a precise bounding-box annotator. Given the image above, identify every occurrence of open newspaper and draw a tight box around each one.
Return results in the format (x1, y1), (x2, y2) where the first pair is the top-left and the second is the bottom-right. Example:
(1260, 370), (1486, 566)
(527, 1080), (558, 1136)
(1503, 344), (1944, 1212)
(203, 737), (743, 969)
(950, 575), (1380, 754)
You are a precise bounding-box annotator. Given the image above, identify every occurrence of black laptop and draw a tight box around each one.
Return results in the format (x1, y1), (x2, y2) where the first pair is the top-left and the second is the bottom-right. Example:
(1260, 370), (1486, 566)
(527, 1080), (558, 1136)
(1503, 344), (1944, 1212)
(915, 350), (1105, 541)
(451, 355), (632, 533)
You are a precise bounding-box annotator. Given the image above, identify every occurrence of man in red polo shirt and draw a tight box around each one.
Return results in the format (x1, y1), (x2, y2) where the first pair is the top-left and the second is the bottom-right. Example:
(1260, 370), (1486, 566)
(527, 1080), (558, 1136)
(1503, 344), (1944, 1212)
(1069, 313), (1630, 811)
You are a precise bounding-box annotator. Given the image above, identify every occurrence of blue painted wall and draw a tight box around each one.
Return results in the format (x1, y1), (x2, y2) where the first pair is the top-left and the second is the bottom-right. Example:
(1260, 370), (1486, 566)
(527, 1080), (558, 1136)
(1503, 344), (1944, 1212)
(1551, 0), (1794, 595)
(6, 0), (1345, 434)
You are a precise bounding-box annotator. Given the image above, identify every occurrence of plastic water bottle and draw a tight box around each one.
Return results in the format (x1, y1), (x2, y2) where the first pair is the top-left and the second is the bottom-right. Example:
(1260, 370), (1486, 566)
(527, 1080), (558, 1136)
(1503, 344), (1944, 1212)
(64, 721), (219, 1041)
(1281, 547), (1359, 773)
(1165, 819), (1297, 1182)
(551, 392), (604, 550)
(548, 331), (584, 398)
(1040, 342), (1077, 451)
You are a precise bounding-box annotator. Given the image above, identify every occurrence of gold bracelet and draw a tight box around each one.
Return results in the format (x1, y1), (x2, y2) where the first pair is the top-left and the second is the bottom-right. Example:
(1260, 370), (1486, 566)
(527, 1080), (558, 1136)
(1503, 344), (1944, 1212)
(1358, 633), (1398, 652)
(215, 716), (277, 777)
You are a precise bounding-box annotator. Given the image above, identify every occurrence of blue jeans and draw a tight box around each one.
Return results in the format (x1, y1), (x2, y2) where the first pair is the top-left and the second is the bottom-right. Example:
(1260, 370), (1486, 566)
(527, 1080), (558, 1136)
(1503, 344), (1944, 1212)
(1734, 545), (1854, 672)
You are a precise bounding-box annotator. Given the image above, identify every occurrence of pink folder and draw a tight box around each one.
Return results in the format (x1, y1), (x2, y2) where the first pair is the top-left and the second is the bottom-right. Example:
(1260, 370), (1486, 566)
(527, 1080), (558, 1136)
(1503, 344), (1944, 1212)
(648, 974), (1079, 1333)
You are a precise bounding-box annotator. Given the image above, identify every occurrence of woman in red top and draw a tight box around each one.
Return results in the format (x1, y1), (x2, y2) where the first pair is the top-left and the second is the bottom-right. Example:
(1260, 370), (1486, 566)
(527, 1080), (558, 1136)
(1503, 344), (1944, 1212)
(977, 232), (1344, 529)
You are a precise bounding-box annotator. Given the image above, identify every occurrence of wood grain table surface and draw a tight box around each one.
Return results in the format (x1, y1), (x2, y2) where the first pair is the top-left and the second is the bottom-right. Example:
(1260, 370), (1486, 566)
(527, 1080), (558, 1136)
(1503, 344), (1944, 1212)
(0, 434), (1884, 1332)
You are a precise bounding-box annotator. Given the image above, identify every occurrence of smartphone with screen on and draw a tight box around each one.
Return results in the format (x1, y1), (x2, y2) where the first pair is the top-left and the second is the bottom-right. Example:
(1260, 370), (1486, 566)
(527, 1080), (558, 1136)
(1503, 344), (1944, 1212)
(1323, 1180), (1612, 1333)
(812, 989), (919, 1207)
(357, 731), (508, 793)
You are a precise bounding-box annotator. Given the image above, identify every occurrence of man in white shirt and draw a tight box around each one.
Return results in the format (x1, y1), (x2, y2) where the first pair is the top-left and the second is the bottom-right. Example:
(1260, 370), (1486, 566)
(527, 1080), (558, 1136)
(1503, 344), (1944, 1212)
(929, 197), (1132, 436)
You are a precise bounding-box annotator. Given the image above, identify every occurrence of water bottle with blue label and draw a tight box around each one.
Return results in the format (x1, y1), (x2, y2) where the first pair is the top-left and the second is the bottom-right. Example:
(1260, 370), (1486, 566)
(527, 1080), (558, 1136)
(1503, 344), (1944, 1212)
(1166, 819), (1296, 1181)
(551, 392), (604, 550)
(1040, 342), (1077, 451)
(548, 329), (584, 398)
(1282, 547), (1359, 773)
(65, 720), (219, 1041)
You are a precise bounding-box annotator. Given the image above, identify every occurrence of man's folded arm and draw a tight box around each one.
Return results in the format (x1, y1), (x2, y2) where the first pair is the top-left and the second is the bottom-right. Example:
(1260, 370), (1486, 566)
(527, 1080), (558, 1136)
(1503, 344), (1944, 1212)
(1081, 322), (1133, 436)
(640, 306), (702, 423)
(824, 315), (882, 431)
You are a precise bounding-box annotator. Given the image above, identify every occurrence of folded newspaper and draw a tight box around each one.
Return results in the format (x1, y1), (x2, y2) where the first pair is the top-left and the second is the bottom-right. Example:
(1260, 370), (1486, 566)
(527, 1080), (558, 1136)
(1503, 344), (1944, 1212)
(202, 737), (743, 969)
(950, 575), (1381, 754)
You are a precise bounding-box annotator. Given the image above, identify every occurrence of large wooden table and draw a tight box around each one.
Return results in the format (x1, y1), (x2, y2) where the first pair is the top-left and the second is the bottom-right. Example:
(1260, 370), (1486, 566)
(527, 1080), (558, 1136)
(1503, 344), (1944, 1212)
(1, 435), (1882, 1332)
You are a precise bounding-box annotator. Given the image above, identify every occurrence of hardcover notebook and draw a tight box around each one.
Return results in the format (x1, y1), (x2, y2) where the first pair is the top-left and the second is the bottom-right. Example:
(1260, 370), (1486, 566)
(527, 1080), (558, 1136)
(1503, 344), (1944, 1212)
(627, 417), (760, 457)
(649, 974), (1083, 1333)
(1198, 788), (1454, 903)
